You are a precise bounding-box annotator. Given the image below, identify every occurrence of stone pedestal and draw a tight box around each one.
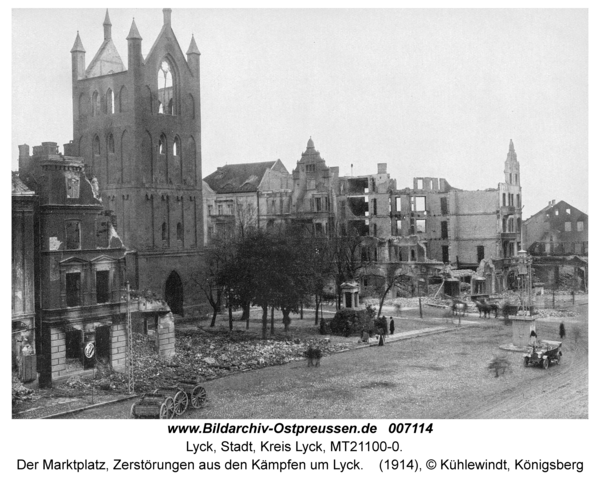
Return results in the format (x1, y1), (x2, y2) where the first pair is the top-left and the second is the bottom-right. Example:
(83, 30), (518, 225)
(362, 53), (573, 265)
(157, 313), (176, 360)
(512, 317), (537, 348)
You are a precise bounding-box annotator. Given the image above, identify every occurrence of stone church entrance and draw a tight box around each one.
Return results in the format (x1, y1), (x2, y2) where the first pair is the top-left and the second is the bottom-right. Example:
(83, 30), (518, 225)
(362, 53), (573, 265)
(165, 271), (184, 316)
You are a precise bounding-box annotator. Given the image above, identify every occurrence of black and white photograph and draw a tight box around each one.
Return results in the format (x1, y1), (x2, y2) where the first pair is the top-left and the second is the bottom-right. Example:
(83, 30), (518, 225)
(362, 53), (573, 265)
(8, 4), (594, 479)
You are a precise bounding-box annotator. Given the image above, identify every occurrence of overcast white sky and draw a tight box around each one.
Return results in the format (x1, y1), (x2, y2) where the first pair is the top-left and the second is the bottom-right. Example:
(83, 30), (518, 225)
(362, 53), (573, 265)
(12, 8), (588, 218)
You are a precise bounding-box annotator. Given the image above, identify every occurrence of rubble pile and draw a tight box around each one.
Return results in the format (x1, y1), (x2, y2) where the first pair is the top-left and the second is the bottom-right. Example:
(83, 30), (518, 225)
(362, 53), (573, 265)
(535, 309), (576, 318)
(127, 331), (351, 393)
(12, 376), (37, 405)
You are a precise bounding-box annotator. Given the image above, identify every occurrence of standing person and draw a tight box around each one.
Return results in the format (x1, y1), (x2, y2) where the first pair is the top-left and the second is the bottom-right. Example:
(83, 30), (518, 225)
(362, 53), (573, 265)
(389, 317), (395, 335)
(559, 322), (566, 339)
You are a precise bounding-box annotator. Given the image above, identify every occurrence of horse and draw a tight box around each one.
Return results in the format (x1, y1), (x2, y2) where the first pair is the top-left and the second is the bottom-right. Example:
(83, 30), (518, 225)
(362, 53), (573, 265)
(475, 300), (498, 318)
(486, 301), (499, 318)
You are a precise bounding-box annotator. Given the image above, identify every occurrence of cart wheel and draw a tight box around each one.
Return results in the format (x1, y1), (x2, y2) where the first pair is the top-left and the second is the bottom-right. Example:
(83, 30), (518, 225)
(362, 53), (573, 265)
(173, 390), (188, 415)
(130, 402), (138, 419)
(542, 358), (549, 370)
(524, 357), (529, 367)
(191, 386), (207, 408)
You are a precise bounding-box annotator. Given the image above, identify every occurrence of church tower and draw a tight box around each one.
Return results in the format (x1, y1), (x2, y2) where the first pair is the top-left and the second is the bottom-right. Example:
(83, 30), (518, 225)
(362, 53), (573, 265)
(71, 9), (203, 316)
(499, 139), (523, 258)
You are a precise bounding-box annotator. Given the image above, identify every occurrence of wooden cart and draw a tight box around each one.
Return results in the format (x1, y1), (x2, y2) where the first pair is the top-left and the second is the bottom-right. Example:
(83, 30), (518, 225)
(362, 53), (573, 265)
(130, 392), (175, 419)
(152, 379), (207, 416)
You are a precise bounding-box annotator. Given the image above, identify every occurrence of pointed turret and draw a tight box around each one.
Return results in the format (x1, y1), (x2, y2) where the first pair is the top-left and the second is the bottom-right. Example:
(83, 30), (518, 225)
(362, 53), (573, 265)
(187, 34), (201, 78)
(103, 9), (112, 40)
(186, 34), (200, 56)
(127, 18), (143, 72)
(126, 18), (142, 41)
(71, 31), (86, 82)
(70, 31), (86, 53)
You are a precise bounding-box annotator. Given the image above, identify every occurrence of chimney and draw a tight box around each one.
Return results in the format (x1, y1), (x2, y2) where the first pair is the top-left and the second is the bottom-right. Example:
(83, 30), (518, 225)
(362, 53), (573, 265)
(41, 142), (59, 157)
(64, 141), (76, 157)
(377, 163), (387, 174)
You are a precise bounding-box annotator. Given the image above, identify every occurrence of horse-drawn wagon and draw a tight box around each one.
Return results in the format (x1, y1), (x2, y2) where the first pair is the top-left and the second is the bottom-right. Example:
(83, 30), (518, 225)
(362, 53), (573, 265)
(523, 340), (562, 369)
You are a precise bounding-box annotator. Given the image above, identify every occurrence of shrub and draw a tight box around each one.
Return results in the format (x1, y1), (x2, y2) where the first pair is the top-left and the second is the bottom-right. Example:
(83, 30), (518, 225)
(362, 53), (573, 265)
(330, 309), (374, 336)
(373, 316), (389, 335)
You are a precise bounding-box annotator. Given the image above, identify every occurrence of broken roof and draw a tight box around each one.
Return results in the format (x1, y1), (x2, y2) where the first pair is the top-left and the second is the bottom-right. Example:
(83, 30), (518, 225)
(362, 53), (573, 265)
(204, 161), (284, 193)
(12, 172), (34, 195)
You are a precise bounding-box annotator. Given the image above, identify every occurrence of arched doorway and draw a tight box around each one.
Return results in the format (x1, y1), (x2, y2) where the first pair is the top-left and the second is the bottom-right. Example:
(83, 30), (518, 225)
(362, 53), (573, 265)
(165, 271), (184, 316)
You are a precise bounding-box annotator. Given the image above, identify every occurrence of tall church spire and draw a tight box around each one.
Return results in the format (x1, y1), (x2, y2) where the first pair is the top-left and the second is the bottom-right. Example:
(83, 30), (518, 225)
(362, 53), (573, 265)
(127, 18), (142, 40)
(103, 9), (112, 40)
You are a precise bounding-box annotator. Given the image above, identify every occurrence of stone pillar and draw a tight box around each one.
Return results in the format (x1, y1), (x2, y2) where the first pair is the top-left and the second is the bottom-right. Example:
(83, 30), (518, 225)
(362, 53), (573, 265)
(110, 323), (127, 372)
(48, 327), (67, 381)
(157, 313), (175, 360)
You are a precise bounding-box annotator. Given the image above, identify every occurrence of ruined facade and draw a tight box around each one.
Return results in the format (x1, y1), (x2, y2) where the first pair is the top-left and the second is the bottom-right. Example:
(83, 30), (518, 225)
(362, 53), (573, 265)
(17, 143), (127, 387)
(70, 10), (203, 316)
(523, 200), (588, 256)
(12, 174), (37, 378)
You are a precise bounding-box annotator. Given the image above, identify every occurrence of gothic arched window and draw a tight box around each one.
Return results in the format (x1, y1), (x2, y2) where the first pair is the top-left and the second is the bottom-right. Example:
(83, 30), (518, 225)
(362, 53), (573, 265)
(92, 91), (100, 116)
(157, 59), (176, 116)
(107, 134), (115, 154)
(106, 88), (114, 114)
(159, 134), (167, 155)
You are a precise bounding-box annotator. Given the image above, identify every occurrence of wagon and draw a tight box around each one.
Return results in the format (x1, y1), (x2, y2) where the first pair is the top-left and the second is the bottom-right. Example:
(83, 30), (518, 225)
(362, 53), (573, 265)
(153, 379), (207, 416)
(523, 340), (562, 369)
(130, 392), (176, 419)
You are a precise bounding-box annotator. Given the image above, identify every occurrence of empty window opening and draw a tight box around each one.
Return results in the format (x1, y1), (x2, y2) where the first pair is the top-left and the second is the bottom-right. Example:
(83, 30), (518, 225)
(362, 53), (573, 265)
(173, 137), (180, 156)
(93, 136), (101, 156)
(347, 178), (369, 195)
(555, 209), (559, 216)
(373, 223), (377, 237)
(411, 196), (426, 212)
(66, 176), (80, 199)
(477, 245), (485, 263)
(176, 222), (183, 241)
(158, 60), (175, 115)
(96, 270), (110, 304)
(395, 197), (402, 212)
(159, 135), (166, 155)
(410, 249), (416, 261)
(442, 245), (449, 263)
(66, 272), (82, 307)
(566, 208), (571, 215)
(106, 89), (114, 114)
(577, 221), (584, 231)
(396, 219), (402, 234)
(565, 222), (572, 232)
(315, 223), (323, 235)
(417, 179), (424, 190)
(440, 197), (448, 215)
(66, 221), (81, 250)
(107, 134), (115, 154)
(96, 217), (110, 248)
(372, 199), (377, 216)
(441, 221), (448, 239)
(315, 197), (322, 212)
(502, 193), (506, 207)
(415, 219), (426, 233)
